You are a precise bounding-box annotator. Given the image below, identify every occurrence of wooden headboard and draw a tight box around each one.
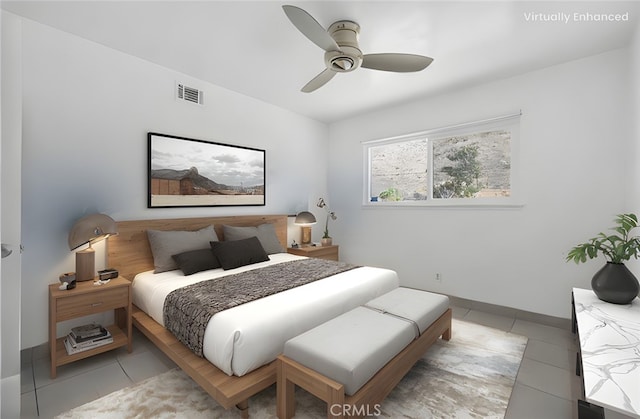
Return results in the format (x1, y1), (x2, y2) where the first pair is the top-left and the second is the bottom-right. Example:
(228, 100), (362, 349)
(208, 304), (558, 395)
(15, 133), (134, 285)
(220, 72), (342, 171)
(107, 214), (288, 280)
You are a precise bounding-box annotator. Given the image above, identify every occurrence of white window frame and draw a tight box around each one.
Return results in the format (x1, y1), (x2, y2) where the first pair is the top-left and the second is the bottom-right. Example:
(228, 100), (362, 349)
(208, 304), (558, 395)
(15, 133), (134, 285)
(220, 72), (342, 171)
(363, 113), (522, 208)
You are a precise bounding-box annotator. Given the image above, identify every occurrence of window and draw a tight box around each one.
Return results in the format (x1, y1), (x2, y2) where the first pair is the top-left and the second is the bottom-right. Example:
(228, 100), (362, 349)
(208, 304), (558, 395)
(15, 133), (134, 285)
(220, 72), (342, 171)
(364, 113), (520, 207)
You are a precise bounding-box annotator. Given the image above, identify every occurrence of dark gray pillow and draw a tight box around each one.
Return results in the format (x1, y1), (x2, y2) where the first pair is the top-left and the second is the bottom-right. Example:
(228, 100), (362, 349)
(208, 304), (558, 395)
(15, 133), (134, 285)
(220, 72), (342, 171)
(222, 223), (284, 254)
(210, 237), (269, 270)
(172, 248), (221, 276)
(147, 225), (219, 273)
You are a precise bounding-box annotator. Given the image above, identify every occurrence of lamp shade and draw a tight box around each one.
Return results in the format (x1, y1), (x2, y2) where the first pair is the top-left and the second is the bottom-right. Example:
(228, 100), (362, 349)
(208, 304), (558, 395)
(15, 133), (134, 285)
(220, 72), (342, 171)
(68, 213), (118, 250)
(294, 211), (317, 226)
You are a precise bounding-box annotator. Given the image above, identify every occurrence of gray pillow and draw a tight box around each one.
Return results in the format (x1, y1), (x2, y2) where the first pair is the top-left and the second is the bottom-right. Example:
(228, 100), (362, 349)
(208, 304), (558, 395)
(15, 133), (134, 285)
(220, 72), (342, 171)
(222, 223), (284, 254)
(147, 225), (219, 273)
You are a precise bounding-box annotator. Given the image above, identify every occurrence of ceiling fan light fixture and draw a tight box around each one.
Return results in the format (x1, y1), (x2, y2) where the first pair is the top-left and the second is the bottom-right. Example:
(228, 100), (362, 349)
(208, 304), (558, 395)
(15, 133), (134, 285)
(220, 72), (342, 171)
(283, 5), (433, 92)
(324, 48), (362, 73)
(332, 57), (353, 71)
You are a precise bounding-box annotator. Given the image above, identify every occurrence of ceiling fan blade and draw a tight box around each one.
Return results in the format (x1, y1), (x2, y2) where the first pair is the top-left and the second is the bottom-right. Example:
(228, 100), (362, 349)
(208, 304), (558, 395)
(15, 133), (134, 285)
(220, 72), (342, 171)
(301, 69), (337, 93)
(361, 53), (434, 72)
(283, 5), (339, 52)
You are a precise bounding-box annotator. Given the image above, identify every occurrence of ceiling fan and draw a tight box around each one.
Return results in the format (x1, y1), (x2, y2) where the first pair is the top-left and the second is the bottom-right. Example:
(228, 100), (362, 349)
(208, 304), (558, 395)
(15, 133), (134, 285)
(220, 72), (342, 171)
(282, 5), (433, 93)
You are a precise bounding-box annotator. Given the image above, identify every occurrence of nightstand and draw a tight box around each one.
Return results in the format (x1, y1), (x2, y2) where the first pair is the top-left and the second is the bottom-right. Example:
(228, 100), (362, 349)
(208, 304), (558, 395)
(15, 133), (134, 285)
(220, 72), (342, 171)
(48, 276), (132, 378)
(287, 245), (339, 261)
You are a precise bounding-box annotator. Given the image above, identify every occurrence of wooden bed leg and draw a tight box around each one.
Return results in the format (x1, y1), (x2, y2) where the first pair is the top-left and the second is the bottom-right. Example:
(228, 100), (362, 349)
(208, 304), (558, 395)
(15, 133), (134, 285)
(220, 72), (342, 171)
(236, 400), (249, 419)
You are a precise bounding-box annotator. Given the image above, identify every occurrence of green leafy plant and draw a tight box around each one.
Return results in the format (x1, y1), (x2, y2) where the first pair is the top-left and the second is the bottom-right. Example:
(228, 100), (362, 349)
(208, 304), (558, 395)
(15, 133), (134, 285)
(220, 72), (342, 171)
(566, 213), (640, 264)
(379, 187), (402, 201)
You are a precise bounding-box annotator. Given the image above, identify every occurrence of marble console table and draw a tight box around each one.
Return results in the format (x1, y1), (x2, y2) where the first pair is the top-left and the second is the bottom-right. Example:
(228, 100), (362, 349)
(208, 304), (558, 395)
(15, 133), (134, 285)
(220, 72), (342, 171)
(572, 288), (640, 418)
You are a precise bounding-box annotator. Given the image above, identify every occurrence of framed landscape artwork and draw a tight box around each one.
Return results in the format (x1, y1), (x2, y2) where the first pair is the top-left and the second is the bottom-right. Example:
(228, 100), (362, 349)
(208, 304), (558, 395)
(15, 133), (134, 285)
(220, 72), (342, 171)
(148, 132), (265, 208)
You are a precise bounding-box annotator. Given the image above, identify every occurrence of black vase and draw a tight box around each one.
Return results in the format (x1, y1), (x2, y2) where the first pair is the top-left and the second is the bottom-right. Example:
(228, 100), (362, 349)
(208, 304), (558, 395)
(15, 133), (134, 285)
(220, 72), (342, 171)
(591, 262), (640, 304)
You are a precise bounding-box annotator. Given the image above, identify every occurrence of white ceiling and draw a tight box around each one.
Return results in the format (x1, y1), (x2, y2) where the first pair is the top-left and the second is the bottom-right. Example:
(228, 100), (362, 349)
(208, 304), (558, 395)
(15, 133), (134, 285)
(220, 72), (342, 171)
(2, 1), (639, 123)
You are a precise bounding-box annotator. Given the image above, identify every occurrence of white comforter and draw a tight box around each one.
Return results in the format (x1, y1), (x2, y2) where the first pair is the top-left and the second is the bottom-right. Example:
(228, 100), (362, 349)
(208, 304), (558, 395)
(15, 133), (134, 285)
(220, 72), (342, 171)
(132, 253), (399, 376)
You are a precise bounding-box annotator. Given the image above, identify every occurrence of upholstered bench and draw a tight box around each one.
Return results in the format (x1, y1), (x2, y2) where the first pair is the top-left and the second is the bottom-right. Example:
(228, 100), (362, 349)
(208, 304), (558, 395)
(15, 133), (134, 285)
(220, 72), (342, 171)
(276, 287), (451, 419)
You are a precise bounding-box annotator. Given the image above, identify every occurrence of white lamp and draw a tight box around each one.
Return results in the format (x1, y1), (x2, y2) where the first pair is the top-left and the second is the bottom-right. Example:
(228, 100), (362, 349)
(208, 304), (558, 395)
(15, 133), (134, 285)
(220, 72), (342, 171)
(68, 214), (118, 281)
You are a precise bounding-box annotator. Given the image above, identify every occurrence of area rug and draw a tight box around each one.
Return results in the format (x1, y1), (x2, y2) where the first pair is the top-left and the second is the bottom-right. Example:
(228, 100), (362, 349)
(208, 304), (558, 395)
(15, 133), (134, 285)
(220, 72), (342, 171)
(57, 319), (527, 418)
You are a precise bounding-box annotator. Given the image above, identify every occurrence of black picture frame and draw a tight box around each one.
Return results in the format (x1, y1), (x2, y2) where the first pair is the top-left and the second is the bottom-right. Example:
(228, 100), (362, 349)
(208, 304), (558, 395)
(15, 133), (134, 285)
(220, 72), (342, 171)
(148, 132), (265, 208)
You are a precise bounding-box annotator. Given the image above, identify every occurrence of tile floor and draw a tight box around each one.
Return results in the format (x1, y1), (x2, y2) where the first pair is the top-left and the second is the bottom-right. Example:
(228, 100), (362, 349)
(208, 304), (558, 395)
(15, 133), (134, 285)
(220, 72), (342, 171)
(20, 304), (582, 418)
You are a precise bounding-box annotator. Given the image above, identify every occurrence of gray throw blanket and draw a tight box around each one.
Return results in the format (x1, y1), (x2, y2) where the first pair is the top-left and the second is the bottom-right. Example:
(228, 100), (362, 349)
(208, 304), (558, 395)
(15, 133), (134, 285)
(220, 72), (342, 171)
(163, 258), (358, 357)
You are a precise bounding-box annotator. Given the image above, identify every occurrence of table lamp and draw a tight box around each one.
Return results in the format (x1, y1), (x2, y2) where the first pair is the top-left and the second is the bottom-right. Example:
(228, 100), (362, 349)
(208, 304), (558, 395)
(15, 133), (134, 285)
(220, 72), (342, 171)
(68, 213), (118, 281)
(294, 211), (316, 246)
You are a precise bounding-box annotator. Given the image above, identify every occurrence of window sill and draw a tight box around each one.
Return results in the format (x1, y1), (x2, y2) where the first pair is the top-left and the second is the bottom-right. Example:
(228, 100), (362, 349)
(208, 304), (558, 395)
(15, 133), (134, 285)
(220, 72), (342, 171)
(362, 200), (525, 209)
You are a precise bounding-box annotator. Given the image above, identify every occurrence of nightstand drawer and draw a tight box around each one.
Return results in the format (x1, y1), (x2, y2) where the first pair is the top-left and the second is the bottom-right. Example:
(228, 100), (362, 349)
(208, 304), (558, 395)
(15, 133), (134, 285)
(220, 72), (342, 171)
(304, 247), (338, 260)
(287, 245), (339, 261)
(56, 286), (128, 321)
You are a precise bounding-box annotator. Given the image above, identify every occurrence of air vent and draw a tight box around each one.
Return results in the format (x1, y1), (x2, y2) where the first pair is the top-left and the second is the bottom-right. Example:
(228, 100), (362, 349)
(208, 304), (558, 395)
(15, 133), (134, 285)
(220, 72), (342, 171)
(176, 82), (204, 105)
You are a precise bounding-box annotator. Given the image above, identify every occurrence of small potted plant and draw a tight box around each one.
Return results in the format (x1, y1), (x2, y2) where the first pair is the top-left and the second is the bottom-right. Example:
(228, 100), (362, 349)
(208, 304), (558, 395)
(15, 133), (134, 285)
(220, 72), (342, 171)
(317, 198), (336, 246)
(566, 213), (640, 304)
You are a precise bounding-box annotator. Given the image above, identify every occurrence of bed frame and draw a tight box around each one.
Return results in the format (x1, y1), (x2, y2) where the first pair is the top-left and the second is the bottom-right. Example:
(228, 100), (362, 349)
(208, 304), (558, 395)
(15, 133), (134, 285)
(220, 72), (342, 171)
(107, 214), (289, 418)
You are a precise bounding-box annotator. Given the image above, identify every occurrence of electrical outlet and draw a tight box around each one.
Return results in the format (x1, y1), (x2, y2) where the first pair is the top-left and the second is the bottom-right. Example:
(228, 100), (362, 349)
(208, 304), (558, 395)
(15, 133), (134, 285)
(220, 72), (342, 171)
(435, 273), (442, 282)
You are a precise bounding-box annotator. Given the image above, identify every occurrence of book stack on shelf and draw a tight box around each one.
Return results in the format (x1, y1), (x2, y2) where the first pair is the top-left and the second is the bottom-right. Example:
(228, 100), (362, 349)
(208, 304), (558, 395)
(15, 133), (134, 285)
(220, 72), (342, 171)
(64, 323), (113, 355)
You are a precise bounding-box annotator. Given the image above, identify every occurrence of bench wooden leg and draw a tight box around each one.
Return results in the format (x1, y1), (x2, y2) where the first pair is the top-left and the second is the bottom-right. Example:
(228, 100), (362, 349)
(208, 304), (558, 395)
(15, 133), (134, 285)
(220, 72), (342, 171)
(327, 387), (345, 419)
(442, 325), (452, 341)
(277, 355), (346, 419)
(277, 356), (296, 419)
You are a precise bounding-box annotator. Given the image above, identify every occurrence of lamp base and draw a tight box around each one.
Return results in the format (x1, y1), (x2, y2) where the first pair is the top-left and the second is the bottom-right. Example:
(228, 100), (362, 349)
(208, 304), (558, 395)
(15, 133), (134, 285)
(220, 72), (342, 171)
(76, 248), (95, 281)
(301, 226), (312, 246)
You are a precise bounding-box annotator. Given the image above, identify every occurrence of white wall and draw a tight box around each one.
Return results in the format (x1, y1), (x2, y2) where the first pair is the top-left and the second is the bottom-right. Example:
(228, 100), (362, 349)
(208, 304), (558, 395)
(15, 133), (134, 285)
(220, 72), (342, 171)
(328, 48), (633, 319)
(627, 22), (640, 229)
(1, 10), (23, 418)
(19, 18), (329, 349)
(625, 24), (640, 284)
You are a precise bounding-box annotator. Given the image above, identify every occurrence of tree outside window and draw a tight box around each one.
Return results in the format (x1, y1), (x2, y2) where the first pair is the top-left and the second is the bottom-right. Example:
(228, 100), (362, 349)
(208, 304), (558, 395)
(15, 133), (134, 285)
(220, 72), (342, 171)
(433, 130), (510, 199)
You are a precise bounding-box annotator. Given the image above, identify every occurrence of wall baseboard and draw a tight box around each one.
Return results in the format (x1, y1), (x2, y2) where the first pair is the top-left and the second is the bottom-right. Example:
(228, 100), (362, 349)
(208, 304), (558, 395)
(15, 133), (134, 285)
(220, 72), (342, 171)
(448, 295), (571, 330)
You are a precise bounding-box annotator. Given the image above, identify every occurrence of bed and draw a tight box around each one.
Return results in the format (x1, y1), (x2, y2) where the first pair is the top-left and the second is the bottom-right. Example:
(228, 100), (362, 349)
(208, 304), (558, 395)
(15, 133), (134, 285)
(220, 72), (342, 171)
(107, 215), (399, 417)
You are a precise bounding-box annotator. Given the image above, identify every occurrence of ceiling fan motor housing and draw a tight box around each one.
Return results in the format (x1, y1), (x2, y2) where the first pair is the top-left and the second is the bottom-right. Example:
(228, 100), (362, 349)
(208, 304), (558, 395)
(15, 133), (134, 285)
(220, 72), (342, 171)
(325, 20), (363, 72)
